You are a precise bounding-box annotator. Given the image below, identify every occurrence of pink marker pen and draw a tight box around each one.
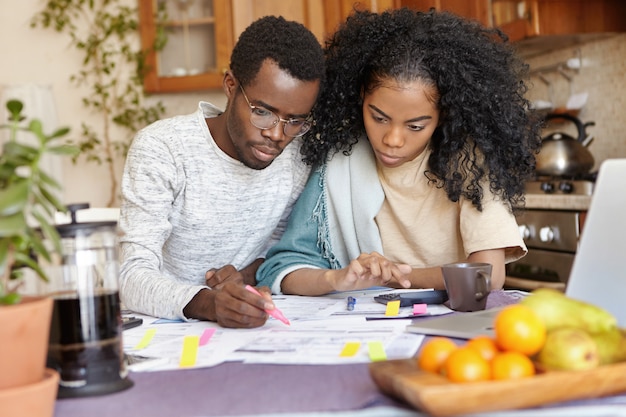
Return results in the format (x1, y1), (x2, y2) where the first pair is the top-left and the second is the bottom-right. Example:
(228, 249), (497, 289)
(244, 285), (291, 325)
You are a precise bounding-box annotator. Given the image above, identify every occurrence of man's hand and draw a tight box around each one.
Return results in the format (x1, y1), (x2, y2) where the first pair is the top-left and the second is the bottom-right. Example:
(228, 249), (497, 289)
(205, 265), (244, 289)
(205, 259), (263, 288)
(183, 282), (275, 328)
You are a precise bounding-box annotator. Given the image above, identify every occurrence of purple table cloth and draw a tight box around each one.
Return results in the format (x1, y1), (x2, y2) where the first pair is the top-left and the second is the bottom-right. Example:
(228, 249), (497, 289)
(54, 362), (408, 417)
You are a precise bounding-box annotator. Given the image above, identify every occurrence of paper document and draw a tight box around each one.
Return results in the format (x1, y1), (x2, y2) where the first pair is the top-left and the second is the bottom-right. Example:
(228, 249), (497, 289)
(122, 289), (450, 371)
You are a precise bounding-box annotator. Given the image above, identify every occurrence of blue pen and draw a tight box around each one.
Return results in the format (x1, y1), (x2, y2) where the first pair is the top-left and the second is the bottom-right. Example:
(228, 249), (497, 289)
(346, 296), (356, 311)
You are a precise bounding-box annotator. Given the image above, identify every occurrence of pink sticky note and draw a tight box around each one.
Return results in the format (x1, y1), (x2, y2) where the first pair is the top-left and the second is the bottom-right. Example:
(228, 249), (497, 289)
(199, 328), (216, 346)
(413, 303), (428, 315)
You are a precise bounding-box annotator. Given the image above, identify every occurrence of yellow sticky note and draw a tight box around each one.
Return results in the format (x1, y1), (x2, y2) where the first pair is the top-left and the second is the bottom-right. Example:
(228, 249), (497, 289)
(134, 328), (156, 350)
(385, 300), (400, 316)
(368, 341), (387, 362)
(339, 342), (361, 357)
(179, 335), (200, 368)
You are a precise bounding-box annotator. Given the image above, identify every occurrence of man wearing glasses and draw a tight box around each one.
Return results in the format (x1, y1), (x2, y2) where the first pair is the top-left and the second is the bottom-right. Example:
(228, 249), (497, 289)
(118, 16), (324, 328)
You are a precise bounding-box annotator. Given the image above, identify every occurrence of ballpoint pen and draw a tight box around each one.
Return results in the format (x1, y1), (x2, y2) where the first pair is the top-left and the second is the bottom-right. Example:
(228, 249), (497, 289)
(244, 285), (291, 325)
(346, 296), (356, 311)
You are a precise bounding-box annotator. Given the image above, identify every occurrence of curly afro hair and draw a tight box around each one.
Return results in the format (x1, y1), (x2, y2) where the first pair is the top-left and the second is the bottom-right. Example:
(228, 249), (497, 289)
(230, 15), (325, 87)
(301, 8), (542, 212)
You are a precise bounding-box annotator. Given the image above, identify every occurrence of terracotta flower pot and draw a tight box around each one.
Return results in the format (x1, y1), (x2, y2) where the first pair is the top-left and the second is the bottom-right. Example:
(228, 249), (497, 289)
(0, 296), (53, 389)
(0, 368), (59, 417)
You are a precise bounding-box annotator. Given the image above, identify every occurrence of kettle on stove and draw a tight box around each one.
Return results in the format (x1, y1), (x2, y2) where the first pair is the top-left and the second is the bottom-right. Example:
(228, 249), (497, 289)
(535, 113), (596, 178)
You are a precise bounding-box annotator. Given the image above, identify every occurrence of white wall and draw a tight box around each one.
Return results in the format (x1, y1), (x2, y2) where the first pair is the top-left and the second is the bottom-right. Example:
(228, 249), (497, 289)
(0, 0), (227, 208)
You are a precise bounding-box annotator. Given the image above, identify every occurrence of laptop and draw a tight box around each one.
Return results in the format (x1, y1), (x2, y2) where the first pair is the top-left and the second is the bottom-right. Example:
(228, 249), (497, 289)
(406, 158), (626, 339)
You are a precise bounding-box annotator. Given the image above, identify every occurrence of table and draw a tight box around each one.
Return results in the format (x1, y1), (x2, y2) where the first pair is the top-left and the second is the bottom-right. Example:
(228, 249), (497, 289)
(53, 360), (626, 417)
(54, 291), (626, 417)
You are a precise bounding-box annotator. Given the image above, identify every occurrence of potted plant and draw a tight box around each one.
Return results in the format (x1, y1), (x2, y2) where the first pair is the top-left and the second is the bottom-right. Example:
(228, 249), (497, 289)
(0, 99), (77, 417)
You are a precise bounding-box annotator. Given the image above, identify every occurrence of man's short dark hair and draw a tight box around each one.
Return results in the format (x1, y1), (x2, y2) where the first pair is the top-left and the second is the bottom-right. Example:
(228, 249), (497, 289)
(230, 16), (324, 86)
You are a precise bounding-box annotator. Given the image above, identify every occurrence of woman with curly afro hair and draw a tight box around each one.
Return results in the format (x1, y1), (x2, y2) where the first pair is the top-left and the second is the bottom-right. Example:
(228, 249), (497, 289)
(256, 8), (542, 296)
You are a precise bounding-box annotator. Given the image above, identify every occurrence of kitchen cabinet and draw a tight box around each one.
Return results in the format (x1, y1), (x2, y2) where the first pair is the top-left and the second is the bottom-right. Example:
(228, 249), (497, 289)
(230, 0), (325, 46)
(495, 0), (626, 43)
(138, 0), (234, 93)
(138, 0), (402, 93)
(399, 1), (626, 45)
(398, 0), (490, 26)
(139, 0), (328, 93)
(321, 0), (399, 35)
(139, 0), (626, 93)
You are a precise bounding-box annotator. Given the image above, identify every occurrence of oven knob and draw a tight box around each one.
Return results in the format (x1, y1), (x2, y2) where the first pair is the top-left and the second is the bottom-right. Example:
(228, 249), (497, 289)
(540, 182), (555, 193)
(559, 181), (574, 194)
(518, 225), (531, 240)
(539, 226), (555, 242)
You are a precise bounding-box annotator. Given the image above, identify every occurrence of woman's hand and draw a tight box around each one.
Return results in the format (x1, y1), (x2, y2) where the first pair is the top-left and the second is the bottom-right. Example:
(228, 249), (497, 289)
(330, 252), (412, 291)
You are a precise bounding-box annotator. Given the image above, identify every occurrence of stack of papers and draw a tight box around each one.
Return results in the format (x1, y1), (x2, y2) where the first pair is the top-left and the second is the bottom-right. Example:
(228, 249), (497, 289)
(123, 288), (453, 372)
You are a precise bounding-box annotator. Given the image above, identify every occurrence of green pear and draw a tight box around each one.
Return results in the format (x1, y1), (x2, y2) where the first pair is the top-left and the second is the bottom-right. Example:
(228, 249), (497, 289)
(537, 327), (599, 371)
(589, 328), (626, 365)
(520, 288), (617, 334)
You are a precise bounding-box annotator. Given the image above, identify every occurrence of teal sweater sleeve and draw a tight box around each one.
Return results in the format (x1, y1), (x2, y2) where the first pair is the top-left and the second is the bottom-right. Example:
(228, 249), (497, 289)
(256, 169), (336, 291)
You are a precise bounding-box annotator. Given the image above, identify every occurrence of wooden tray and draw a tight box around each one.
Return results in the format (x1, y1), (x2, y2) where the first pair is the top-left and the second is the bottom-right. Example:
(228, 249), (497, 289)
(369, 359), (626, 416)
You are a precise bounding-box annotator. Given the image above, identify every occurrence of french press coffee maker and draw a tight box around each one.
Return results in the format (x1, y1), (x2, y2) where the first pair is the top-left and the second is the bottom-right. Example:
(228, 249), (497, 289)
(42, 203), (132, 398)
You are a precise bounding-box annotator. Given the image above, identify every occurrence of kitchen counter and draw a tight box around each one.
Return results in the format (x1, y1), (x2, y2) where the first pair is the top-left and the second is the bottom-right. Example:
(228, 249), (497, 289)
(524, 194), (592, 211)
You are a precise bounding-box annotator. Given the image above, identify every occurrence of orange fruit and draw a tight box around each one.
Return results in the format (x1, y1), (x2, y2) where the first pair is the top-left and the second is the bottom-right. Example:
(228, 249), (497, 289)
(417, 337), (458, 373)
(466, 335), (500, 361)
(491, 351), (536, 380)
(494, 304), (547, 356)
(443, 346), (491, 383)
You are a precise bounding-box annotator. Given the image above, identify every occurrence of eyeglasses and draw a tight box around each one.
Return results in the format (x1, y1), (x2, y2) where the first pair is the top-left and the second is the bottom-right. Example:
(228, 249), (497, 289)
(239, 85), (312, 138)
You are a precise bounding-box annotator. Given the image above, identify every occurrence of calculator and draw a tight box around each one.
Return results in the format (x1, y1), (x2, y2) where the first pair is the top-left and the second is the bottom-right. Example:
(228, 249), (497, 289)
(122, 316), (143, 330)
(374, 290), (449, 307)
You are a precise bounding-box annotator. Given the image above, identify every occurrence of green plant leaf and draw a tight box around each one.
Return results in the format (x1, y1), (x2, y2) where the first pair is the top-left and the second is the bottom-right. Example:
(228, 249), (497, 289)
(13, 251), (49, 283)
(38, 170), (62, 190)
(28, 119), (45, 141)
(0, 211), (28, 237)
(31, 210), (61, 257)
(2, 141), (38, 163)
(0, 239), (9, 273)
(6, 100), (24, 119)
(27, 232), (52, 264)
(0, 292), (22, 306)
(0, 180), (28, 216)
(38, 184), (67, 213)
(48, 126), (71, 140)
(48, 144), (80, 156)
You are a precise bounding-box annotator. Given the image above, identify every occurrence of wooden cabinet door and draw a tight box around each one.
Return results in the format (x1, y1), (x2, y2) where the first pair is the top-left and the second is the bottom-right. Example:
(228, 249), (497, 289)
(322, 0), (400, 38)
(399, 0), (490, 26)
(499, 0), (626, 42)
(138, 0), (234, 93)
(400, 0), (626, 42)
(533, 0), (626, 35)
(230, 0), (325, 41)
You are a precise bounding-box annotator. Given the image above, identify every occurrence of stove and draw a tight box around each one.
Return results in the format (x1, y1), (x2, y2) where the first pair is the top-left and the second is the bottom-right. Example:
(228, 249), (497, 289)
(505, 177), (595, 291)
(525, 179), (594, 196)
